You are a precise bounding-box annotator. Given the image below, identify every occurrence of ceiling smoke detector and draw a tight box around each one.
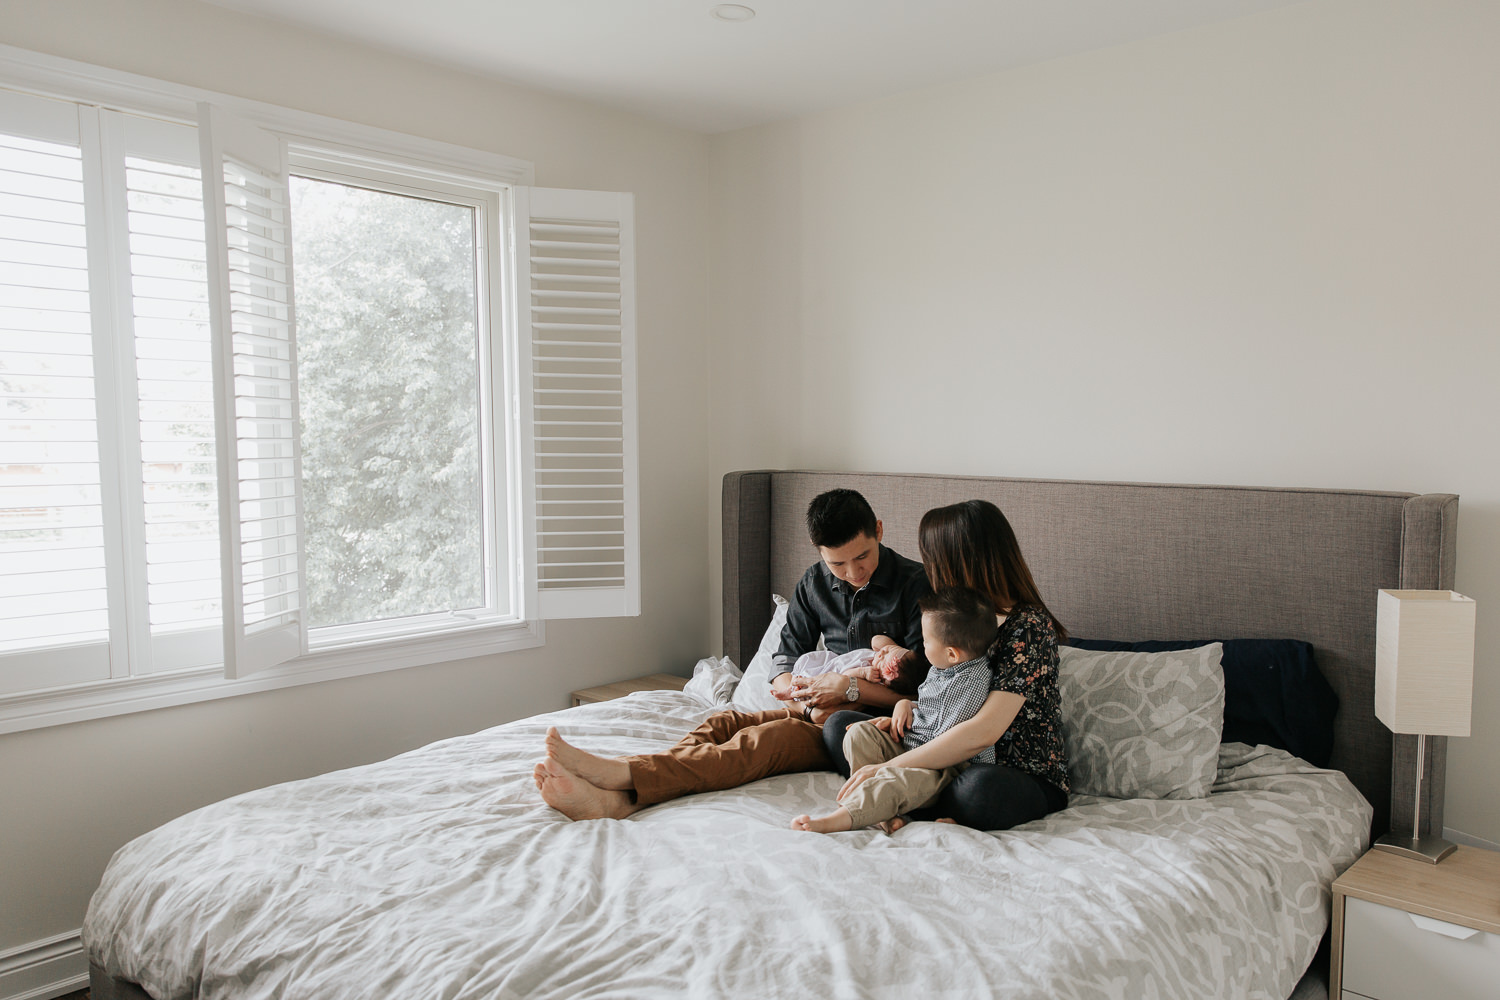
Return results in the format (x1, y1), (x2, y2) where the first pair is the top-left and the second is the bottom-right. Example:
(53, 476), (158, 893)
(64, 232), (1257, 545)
(710, 4), (756, 22)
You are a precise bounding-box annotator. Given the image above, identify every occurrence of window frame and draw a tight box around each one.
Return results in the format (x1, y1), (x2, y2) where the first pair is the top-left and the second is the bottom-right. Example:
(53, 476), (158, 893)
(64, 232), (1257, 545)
(0, 43), (543, 735)
(283, 151), (517, 653)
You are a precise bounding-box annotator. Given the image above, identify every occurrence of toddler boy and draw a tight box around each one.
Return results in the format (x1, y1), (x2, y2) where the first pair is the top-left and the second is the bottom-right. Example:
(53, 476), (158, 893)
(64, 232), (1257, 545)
(790, 587), (998, 834)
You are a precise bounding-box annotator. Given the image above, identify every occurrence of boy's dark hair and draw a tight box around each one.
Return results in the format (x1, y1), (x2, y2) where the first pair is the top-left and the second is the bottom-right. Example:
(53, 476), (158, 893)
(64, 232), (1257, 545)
(919, 586), (1000, 659)
(805, 489), (878, 549)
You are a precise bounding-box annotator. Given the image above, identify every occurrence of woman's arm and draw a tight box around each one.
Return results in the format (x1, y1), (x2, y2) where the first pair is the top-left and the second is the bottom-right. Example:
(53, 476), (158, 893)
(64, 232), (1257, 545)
(838, 691), (1024, 798)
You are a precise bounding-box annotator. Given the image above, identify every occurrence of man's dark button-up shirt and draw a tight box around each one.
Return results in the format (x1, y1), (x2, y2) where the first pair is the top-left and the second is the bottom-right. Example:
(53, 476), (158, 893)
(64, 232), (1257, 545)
(772, 543), (931, 679)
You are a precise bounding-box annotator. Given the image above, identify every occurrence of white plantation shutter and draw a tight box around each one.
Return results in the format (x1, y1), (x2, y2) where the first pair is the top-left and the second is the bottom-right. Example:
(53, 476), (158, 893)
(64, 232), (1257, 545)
(515, 187), (638, 619)
(0, 92), (114, 692)
(198, 104), (304, 677)
(118, 115), (222, 671)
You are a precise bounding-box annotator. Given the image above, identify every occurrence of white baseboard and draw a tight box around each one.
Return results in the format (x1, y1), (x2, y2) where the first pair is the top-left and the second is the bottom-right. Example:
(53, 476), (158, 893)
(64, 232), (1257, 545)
(0, 930), (86, 1000)
(1444, 826), (1500, 852)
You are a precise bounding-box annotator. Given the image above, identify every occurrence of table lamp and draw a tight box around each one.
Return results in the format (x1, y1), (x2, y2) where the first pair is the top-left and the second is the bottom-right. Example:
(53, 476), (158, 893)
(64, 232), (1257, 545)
(1373, 589), (1476, 863)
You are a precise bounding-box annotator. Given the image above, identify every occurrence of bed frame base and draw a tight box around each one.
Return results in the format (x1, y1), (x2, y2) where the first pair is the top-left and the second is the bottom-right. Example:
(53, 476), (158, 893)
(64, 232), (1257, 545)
(90, 962), (153, 1000)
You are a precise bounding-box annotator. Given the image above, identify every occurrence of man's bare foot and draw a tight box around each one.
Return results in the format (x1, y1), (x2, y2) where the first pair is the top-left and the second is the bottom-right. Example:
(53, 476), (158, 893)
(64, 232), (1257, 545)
(536, 757), (641, 821)
(789, 808), (854, 833)
(544, 727), (634, 791)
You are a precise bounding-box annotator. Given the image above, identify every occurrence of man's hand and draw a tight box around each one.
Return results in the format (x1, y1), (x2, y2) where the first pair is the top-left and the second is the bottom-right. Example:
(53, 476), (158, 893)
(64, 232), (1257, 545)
(787, 672), (856, 709)
(890, 699), (915, 739)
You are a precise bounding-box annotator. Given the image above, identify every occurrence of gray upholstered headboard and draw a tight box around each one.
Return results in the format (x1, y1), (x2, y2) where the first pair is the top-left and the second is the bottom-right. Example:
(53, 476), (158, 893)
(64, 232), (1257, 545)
(722, 470), (1458, 840)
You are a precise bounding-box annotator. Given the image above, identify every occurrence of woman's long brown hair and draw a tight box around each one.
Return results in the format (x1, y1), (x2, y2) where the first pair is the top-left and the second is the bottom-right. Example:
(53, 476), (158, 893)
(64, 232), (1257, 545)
(918, 500), (1067, 640)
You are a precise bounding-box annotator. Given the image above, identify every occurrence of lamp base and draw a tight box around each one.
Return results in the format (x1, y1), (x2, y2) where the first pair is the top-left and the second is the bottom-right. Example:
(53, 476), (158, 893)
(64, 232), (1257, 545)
(1372, 833), (1457, 864)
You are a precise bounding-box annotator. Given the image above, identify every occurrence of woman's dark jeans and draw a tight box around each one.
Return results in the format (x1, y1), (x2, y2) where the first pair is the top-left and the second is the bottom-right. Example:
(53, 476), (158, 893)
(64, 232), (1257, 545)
(822, 710), (1067, 831)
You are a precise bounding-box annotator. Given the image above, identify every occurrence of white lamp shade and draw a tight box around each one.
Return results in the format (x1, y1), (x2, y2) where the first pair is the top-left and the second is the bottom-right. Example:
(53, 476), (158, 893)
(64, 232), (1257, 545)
(1374, 589), (1475, 737)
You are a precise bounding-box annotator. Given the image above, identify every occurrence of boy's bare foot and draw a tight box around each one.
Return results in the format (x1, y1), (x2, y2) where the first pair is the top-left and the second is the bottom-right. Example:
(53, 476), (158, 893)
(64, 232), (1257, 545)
(789, 808), (854, 833)
(536, 757), (641, 821)
(533, 763), (546, 791)
(545, 727), (634, 791)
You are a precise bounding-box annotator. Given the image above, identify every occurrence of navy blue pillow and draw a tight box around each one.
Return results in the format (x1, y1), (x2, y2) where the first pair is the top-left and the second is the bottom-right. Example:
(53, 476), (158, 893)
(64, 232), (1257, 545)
(1063, 638), (1339, 768)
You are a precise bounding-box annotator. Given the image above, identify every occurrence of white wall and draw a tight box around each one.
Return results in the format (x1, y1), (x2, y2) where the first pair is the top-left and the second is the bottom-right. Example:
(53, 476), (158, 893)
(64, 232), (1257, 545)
(707, 0), (1500, 842)
(0, 0), (711, 954)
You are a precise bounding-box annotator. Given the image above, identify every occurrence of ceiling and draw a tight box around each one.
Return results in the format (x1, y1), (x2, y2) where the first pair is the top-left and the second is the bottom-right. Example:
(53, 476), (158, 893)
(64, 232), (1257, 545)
(201, 0), (1304, 133)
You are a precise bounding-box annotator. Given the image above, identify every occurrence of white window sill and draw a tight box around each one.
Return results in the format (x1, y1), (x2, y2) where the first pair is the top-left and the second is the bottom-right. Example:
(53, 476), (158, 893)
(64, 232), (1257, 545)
(0, 617), (544, 734)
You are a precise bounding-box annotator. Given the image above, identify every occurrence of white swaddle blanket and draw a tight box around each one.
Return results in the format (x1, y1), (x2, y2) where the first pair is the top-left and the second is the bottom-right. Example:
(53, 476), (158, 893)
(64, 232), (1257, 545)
(790, 647), (875, 679)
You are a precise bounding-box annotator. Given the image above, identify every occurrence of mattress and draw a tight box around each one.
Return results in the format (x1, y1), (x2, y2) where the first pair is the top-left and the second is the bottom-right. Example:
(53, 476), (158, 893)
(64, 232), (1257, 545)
(84, 689), (1371, 1000)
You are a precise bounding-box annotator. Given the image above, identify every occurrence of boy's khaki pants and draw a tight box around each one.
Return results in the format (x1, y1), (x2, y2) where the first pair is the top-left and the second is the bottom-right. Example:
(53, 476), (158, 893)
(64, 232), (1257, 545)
(839, 720), (965, 829)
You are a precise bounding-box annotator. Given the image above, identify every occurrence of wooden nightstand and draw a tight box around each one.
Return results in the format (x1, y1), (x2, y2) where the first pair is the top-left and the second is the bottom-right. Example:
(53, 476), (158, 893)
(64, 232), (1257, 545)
(1330, 845), (1500, 999)
(569, 672), (688, 707)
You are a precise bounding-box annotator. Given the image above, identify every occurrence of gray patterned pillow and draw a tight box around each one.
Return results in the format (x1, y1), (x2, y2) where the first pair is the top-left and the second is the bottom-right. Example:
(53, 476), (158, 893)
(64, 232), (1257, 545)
(1058, 643), (1225, 800)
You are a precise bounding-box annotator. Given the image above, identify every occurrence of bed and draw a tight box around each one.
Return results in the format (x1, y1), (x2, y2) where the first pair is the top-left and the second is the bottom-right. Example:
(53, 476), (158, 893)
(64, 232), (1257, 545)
(85, 470), (1460, 1000)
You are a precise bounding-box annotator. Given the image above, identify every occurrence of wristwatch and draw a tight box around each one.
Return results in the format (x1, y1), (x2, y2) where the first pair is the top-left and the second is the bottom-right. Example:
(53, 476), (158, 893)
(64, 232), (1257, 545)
(845, 675), (860, 704)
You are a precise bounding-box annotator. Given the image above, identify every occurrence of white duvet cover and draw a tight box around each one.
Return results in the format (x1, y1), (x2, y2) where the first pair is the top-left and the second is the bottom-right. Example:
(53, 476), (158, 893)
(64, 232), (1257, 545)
(84, 691), (1371, 1000)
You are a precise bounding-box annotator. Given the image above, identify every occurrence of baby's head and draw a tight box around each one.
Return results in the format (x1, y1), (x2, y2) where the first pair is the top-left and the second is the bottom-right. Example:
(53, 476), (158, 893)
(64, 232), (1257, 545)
(869, 648), (922, 697)
(919, 587), (999, 669)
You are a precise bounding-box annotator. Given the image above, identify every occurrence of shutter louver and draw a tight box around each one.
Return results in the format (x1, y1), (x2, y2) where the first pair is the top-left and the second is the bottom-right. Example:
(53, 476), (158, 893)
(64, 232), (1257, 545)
(199, 104), (304, 677)
(518, 188), (638, 619)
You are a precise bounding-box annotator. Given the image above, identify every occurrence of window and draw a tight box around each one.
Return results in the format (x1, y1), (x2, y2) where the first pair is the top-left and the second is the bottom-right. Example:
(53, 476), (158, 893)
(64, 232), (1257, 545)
(290, 175), (489, 634)
(0, 49), (639, 731)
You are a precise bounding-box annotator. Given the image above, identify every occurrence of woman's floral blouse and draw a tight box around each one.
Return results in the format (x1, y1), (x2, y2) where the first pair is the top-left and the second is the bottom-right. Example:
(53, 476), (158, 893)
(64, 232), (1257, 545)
(988, 605), (1069, 794)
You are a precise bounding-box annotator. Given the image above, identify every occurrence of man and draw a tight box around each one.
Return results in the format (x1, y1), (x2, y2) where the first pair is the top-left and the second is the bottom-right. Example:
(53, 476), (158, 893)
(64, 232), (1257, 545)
(770, 488), (931, 720)
(536, 488), (933, 821)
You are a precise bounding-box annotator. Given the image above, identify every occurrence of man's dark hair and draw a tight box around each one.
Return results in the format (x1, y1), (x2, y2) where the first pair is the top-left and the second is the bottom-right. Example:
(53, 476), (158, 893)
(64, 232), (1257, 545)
(919, 586), (999, 659)
(805, 489), (878, 549)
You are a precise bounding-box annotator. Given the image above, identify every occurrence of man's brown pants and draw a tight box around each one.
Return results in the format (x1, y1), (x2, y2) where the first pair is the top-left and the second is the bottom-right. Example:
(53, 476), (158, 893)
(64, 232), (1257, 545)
(625, 707), (829, 806)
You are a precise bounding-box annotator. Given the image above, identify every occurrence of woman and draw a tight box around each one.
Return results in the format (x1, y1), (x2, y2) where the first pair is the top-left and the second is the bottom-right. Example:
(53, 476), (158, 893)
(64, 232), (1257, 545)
(822, 499), (1070, 831)
(537, 498), (1068, 830)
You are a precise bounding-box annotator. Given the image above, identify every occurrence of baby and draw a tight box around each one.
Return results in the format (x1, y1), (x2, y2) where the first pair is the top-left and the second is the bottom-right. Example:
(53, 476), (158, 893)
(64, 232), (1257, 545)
(771, 634), (921, 708)
(790, 586), (999, 834)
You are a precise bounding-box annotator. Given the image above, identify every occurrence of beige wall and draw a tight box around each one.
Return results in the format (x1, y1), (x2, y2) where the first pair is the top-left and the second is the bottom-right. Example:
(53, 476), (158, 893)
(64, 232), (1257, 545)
(707, 0), (1500, 842)
(0, 0), (711, 950)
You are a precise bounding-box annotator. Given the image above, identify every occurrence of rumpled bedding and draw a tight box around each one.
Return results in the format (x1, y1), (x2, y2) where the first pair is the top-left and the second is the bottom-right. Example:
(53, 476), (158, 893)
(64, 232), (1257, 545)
(84, 690), (1370, 1000)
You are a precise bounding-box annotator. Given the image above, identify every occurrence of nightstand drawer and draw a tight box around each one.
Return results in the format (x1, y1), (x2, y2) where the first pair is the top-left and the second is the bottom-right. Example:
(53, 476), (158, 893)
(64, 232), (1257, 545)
(1341, 896), (1500, 1000)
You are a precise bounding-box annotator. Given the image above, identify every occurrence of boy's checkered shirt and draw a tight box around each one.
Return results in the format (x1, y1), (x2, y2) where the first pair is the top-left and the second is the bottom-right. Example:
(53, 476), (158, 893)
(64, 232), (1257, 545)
(902, 655), (996, 764)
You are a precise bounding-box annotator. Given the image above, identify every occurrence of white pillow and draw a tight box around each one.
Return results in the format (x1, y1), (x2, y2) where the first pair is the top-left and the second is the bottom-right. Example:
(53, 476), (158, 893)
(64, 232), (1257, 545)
(1058, 643), (1225, 800)
(729, 595), (790, 712)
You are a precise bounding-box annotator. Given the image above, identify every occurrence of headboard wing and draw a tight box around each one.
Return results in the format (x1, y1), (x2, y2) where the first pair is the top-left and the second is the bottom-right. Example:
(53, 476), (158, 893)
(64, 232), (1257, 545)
(722, 470), (1458, 838)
